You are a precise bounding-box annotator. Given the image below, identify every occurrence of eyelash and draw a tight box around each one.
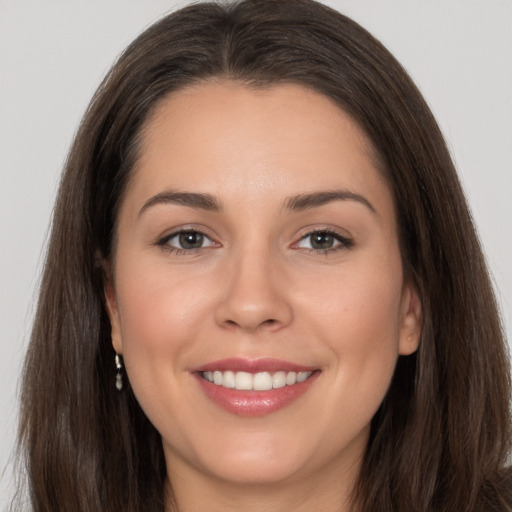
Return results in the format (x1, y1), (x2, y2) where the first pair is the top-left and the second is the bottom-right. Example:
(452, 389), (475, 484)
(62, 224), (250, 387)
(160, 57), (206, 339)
(156, 228), (353, 255)
(294, 229), (353, 255)
(156, 228), (217, 255)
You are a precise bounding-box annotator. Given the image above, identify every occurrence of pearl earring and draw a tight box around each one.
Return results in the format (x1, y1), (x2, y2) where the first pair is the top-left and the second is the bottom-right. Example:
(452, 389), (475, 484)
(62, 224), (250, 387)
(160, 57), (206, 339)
(115, 354), (123, 391)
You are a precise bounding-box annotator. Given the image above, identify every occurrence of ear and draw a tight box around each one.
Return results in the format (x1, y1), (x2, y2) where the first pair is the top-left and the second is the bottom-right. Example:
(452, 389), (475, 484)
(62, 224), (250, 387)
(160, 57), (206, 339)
(398, 282), (422, 356)
(103, 263), (123, 355)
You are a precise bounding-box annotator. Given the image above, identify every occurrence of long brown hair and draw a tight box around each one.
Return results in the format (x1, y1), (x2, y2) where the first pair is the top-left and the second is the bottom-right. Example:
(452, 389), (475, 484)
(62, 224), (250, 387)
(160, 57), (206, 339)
(15, 1), (511, 510)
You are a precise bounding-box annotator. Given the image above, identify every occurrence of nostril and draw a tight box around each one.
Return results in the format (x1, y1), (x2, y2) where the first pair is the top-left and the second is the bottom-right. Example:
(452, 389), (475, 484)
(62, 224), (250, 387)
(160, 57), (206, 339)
(222, 318), (279, 331)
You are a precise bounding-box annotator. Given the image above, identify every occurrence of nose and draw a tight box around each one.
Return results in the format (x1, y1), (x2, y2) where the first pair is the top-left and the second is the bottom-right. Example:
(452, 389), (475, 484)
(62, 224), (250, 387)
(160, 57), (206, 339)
(214, 248), (293, 333)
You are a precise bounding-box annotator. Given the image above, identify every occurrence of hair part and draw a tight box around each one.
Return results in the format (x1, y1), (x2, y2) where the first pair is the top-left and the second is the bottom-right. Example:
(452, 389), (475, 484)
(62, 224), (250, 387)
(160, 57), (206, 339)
(15, 1), (511, 511)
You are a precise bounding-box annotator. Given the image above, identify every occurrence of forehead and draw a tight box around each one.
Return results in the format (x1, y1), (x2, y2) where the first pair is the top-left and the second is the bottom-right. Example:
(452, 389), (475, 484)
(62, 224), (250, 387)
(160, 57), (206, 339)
(124, 80), (392, 217)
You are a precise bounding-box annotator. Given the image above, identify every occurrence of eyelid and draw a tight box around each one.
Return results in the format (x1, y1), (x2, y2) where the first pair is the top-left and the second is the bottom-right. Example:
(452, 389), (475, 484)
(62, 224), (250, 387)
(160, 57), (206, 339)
(155, 225), (220, 252)
(291, 226), (354, 252)
(154, 224), (352, 254)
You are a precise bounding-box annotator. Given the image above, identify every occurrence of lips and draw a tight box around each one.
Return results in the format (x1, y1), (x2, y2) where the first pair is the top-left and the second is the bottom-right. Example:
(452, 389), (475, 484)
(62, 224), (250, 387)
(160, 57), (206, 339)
(193, 358), (319, 416)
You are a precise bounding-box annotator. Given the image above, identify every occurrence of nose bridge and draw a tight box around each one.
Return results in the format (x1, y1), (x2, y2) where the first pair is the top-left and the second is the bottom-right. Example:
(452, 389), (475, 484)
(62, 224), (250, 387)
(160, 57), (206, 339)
(215, 236), (292, 332)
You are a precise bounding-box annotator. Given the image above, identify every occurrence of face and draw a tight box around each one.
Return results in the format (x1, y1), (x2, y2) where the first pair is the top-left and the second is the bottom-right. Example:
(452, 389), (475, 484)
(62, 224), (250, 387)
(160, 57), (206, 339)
(106, 81), (421, 492)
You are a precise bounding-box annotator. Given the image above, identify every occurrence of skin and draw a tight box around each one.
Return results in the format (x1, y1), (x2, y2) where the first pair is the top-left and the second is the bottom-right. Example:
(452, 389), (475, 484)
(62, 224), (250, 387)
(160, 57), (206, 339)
(105, 81), (422, 512)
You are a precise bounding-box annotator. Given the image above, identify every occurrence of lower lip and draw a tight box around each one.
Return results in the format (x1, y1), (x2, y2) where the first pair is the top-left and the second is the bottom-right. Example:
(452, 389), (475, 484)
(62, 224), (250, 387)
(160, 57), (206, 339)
(194, 372), (319, 416)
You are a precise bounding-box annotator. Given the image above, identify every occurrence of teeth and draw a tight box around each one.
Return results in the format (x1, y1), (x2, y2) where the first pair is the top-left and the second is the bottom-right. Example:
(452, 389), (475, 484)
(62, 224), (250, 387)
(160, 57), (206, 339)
(235, 371), (253, 390)
(286, 371), (297, 385)
(297, 371), (310, 383)
(202, 370), (313, 390)
(253, 372), (273, 391)
(272, 371), (287, 389)
(223, 370), (235, 388)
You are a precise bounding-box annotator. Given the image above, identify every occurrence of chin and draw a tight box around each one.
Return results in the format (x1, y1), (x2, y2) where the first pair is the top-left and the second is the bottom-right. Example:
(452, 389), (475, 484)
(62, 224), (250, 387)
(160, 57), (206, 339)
(203, 454), (306, 486)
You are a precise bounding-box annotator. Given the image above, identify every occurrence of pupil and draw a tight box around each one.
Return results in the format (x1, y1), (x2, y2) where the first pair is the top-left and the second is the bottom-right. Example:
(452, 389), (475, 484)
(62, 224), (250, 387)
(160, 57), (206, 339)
(179, 232), (203, 249)
(311, 232), (333, 249)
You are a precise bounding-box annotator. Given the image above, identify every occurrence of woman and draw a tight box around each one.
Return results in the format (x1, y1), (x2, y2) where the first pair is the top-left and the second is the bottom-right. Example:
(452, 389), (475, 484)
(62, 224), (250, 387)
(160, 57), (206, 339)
(14, 0), (511, 510)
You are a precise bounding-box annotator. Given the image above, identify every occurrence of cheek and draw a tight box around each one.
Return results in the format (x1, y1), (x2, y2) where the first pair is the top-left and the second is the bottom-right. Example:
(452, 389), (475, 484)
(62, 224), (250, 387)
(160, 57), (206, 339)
(307, 255), (404, 406)
(309, 257), (403, 346)
(112, 265), (219, 451)
(116, 256), (209, 336)
(113, 258), (213, 394)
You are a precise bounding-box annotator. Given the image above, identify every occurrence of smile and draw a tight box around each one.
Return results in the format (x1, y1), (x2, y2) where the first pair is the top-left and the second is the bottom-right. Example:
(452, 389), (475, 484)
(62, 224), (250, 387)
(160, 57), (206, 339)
(201, 370), (313, 391)
(194, 358), (319, 416)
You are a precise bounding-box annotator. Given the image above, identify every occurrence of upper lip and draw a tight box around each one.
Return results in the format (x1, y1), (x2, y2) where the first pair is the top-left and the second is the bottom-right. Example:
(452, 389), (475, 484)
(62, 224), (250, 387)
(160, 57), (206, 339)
(192, 357), (317, 373)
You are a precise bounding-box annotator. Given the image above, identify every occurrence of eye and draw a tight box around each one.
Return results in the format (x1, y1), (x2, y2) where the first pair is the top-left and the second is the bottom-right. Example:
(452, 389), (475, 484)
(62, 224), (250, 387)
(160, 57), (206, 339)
(295, 230), (352, 252)
(159, 230), (217, 252)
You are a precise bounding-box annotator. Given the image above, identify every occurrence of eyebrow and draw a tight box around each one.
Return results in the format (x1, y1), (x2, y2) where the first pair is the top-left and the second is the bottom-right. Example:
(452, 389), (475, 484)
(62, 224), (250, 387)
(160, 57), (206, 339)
(284, 190), (377, 215)
(139, 191), (222, 217)
(138, 188), (377, 218)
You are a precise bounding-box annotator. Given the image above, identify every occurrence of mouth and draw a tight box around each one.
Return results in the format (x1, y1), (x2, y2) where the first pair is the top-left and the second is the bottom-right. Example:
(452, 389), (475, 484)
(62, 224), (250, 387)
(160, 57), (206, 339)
(201, 370), (313, 390)
(193, 358), (319, 416)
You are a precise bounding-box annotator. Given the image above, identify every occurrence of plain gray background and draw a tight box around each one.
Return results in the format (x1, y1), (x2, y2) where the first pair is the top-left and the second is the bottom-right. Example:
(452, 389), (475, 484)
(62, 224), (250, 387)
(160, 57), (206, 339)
(1, 1), (511, 506)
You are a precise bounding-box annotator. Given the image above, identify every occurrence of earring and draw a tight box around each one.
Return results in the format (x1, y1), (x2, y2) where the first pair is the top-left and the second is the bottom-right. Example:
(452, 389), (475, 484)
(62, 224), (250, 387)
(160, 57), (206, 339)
(115, 354), (123, 391)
